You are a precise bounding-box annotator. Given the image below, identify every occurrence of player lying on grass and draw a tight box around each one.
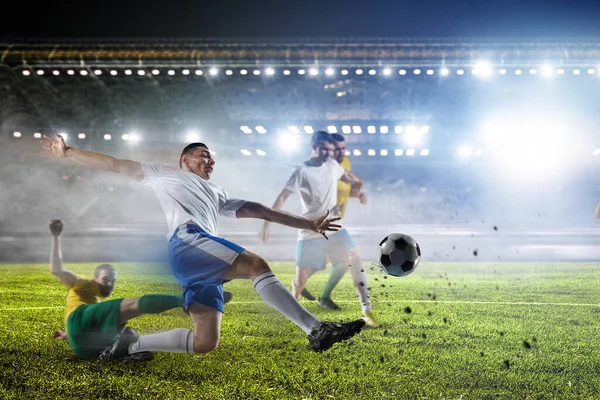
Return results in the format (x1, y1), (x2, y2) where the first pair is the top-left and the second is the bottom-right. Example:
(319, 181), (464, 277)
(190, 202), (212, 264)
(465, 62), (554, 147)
(49, 219), (187, 361)
(259, 131), (378, 327)
(41, 135), (365, 358)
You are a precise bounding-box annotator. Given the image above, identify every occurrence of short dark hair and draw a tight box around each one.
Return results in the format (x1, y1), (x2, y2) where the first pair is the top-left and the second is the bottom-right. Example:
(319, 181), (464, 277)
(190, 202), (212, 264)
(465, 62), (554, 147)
(311, 131), (336, 147)
(94, 264), (116, 278)
(179, 142), (208, 168)
(331, 133), (345, 142)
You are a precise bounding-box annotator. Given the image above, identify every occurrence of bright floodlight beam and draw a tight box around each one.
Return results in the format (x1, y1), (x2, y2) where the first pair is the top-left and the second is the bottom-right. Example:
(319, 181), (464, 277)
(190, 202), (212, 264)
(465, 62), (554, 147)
(278, 132), (299, 152)
(186, 130), (200, 142)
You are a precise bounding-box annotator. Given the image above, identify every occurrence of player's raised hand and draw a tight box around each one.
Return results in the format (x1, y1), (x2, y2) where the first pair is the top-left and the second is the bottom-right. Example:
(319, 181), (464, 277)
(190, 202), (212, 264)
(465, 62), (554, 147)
(310, 209), (342, 240)
(259, 223), (270, 245)
(358, 192), (368, 205)
(49, 219), (63, 237)
(41, 134), (68, 158)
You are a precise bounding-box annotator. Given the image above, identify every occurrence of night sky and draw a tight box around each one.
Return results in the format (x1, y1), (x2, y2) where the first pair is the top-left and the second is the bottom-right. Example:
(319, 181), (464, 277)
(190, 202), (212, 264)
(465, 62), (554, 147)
(2, 0), (600, 40)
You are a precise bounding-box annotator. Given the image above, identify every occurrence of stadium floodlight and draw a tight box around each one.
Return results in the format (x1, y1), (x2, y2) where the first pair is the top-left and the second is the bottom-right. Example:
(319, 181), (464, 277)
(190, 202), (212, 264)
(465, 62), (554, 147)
(103, 134), (111, 140)
(426, 69), (434, 75)
(406, 149), (415, 156)
(303, 126), (314, 134)
(588, 68), (596, 75)
(404, 126), (422, 146)
(421, 125), (430, 133)
(413, 69), (421, 75)
(129, 133), (140, 143)
(298, 69), (306, 75)
(593, 149), (600, 156)
(456, 69), (465, 75)
(122, 134), (130, 141)
(209, 68), (218, 76)
(186, 130), (200, 142)
(265, 68), (275, 76)
(240, 126), (252, 134)
(325, 68), (334, 76)
(499, 69), (507, 75)
(368, 69), (376, 75)
(33, 133), (42, 139)
(22, 70), (31, 76)
(166, 70), (174, 76)
(94, 70), (102, 75)
(383, 68), (392, 76)
(399, 69), (407, 75)
(288, 126), (300, 134)
(255, 126), (267, 134)
(380, 126), (389, 134)
(515, 69), (523, 75)
(367, 125), (376, 134)
(457, 145), (473, 158)
(557, 68), (565, 75)
(182, 69), (190, 75)
(283, 69), (291, 75)
(240, 149), (252, 156)
(37, 70), (45, 75)
(309, 68), (319, 76)
(76, 133), (85, 139)
(394, 149), (403, 156)
(541, 65), (554, 77)
(353, 149), (362, 156)
(342, 125), (352, 134)
(253, 70), (261, 76)
(240, 69), (248, 75)
(277, 131), (299, 152)
(327, 126), (337, 133)
(573, 69), (581, 75)
(345, 150), (351, 156)
(13, 132), (21, 138)
(53, 70), (60, 76)
(152, 69), (160, 75)
(137, 70), (146, 76)
(194, 70), (203, 76)
(124, 69), (133, 75)
(367, 149), (376, 156)
(67, 70), (75, 75)
(474, 61), (492, 78)
(80, 70), (88, 76)
(355, 69), (364, 75)
(420, 149), (430, 156)
(224, 69), (232, 76)
(380, 149), (388, 156)
(529, 68), (537, 75)
(394, 126), (403, 134)
(256, 149), (267, 157)
(440, 68), (449, 76)
(341, 69), (349, 75)
(352, 126), (362, 134)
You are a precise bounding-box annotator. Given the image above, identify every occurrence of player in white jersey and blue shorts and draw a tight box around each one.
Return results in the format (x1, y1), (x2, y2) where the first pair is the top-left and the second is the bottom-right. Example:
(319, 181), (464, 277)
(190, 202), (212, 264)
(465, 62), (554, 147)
(260, 131), (378, 326)
(41, 135), (366, 359)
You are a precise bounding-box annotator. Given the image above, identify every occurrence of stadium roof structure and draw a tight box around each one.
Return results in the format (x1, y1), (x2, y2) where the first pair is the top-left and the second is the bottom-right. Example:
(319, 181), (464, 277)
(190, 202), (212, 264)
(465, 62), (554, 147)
(2, 37), (600, 67)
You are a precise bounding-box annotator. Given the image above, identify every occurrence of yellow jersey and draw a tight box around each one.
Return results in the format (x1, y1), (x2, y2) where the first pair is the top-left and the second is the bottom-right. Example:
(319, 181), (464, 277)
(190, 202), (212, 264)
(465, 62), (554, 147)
(64, 278), (104, 325)
(336, 156), (352, 220)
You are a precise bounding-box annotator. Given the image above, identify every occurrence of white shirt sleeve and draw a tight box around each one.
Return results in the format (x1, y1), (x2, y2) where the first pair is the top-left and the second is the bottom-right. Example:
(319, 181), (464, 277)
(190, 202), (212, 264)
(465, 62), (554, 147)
(140, 163), (165, 184)
(283, 166), (302, 193)
(335, 162), (345, 180)
(219, 188), (247, 218)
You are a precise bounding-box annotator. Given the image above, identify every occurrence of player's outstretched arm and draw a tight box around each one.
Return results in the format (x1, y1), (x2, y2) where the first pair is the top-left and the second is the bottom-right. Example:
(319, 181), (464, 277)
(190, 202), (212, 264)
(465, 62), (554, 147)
(242, 201), (341, 240)
(343, 171), (368, 204)
(257, 188), (293, 244)
(49, 220), (77, 288)
(41, 134), (144, 181)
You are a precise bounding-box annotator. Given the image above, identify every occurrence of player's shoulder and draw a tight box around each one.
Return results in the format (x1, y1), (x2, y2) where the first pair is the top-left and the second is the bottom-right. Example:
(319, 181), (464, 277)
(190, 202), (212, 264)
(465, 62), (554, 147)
(340, 156), (351, 171)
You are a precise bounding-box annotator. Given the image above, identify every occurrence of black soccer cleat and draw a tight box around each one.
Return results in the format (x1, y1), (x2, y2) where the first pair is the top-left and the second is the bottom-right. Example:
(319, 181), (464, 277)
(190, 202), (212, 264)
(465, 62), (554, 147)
(307, 319), (366, 352)
(317, 297), (342, 311)
(98, 327), (140, 362)
(120, 351), (153, 363)
(223, 291), (233, 304)
(301, 288), (316, 301)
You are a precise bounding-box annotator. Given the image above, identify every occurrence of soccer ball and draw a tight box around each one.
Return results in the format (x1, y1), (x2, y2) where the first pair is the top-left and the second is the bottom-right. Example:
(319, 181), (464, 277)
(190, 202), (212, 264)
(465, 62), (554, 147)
(377, 233), (421, 277)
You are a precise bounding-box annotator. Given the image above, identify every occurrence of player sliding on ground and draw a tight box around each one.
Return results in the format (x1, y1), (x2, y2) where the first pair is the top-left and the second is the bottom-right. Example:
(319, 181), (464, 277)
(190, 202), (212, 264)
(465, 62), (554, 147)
(260, 131), (379, 327)
(41, 135), (365, 358)
(49, 219), (185, 361)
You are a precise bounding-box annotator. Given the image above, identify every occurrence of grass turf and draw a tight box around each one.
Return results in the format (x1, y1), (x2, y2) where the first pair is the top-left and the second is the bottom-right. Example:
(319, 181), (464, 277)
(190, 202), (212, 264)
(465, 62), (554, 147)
(1, 262), (600, 399)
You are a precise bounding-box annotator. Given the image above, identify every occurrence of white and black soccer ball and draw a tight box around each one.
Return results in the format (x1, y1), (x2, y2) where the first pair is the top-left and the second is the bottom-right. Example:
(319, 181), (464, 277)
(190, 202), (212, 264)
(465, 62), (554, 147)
(377, 233), (421, 277)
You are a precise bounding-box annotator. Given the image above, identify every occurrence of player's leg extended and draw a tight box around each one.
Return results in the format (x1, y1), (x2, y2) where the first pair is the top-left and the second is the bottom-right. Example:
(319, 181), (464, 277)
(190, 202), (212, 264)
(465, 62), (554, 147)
(117, 294), (184, 324)
(348, 247), (379, 327)
(293, 238), (327, 300)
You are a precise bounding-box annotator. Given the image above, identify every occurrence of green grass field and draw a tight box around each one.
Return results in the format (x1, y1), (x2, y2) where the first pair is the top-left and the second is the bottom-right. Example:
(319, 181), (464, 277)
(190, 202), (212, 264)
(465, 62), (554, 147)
(1, 262), (600, 399)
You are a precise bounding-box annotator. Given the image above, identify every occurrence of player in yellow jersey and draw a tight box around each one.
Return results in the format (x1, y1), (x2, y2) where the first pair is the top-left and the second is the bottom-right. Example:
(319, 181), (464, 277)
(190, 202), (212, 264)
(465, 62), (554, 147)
(48, 219), (214, 361)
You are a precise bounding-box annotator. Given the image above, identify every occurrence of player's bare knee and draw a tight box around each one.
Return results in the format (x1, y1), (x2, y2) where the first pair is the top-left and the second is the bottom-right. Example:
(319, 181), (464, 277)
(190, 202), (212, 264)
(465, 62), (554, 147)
(247, 254), (271, 279)
(192, 336), (219, 354)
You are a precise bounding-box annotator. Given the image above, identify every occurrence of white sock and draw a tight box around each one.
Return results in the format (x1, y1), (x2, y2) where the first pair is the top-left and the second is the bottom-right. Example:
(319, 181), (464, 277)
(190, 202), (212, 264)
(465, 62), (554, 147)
(350, 263), (372, 313)
(128, 328), (194, 354)
(253, 272), (321, 334)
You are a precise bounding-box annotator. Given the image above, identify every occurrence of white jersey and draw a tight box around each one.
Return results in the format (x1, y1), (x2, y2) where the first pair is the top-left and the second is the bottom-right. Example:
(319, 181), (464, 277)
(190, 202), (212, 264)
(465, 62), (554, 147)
(141, 163), (246, 238)
(284, 158), (345, 240)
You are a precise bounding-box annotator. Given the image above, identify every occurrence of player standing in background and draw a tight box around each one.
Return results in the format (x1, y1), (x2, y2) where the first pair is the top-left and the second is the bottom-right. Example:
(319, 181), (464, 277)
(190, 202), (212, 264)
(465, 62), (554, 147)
(260, 131), (379, 327)
(42, 135), (365, 356)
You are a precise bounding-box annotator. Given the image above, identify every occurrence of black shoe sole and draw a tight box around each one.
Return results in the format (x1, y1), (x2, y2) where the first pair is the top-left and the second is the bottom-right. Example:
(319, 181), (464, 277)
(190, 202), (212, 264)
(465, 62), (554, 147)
(121, 352), (153, 362)
(301, 288), (316, 301)
(308, 320), (366, 353)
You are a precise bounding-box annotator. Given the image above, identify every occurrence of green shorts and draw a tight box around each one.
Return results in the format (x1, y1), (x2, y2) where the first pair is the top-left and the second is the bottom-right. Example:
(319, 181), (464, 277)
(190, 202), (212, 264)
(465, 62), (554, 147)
(66, 299), (123, 360)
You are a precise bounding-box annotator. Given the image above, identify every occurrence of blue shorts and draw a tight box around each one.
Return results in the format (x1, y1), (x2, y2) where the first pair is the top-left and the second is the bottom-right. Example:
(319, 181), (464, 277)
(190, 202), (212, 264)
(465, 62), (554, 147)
(168, 223), (245, 313)
(296, 228), (357, 270)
